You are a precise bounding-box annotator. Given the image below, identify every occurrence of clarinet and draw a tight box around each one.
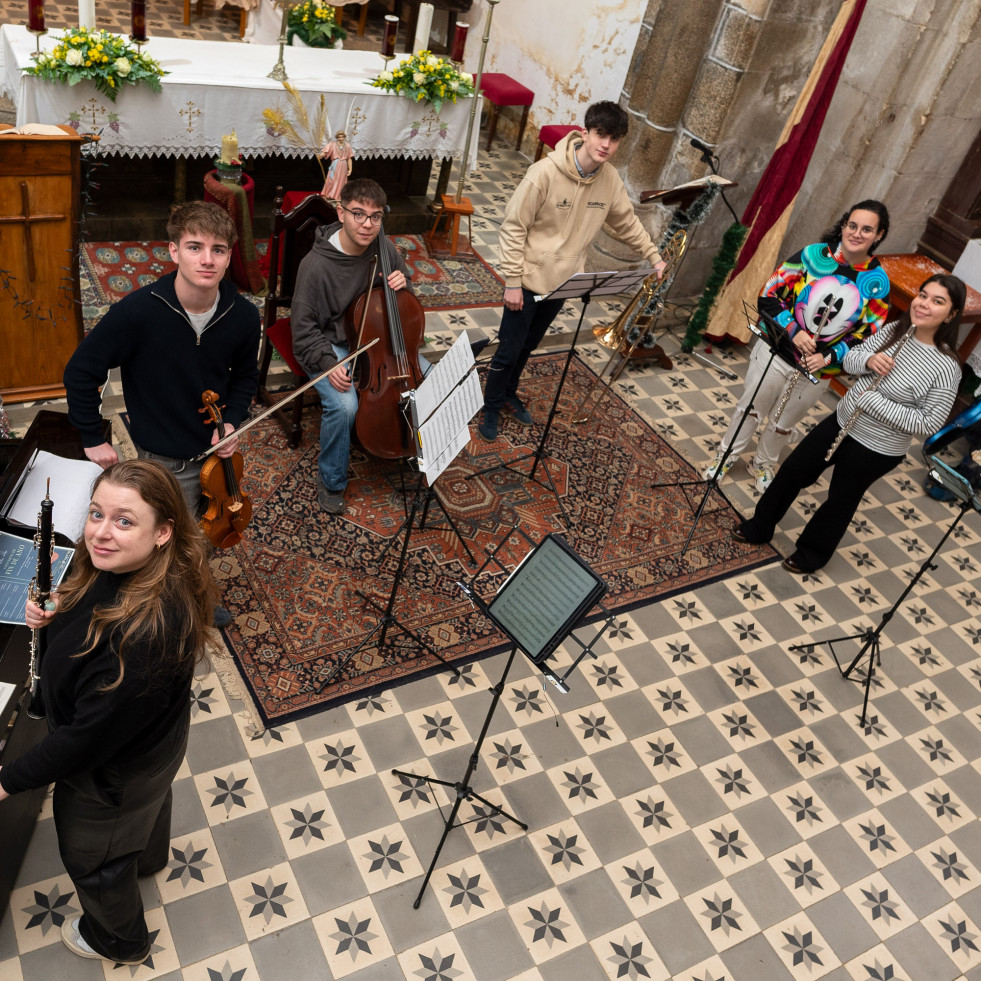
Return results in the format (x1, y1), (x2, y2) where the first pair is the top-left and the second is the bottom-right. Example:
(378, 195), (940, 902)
(824, 321), (918, 462)
(27, 480), (54, 721)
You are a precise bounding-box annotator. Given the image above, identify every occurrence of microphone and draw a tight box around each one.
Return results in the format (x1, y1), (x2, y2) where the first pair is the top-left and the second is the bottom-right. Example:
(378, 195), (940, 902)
(690, 137), (715, 158)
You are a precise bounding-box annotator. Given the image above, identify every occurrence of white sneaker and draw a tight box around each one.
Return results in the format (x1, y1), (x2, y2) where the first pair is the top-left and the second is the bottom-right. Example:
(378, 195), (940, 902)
(750, 461), (774, 494)
(702, 455), (735, 482)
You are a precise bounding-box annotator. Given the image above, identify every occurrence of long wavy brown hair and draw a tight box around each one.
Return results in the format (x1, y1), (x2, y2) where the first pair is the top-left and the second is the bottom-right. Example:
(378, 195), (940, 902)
(56, 460), (218, 691)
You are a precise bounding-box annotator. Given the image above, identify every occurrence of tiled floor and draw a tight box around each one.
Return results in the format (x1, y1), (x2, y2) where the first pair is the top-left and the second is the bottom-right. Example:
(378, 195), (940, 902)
(3, 79), (981, 981)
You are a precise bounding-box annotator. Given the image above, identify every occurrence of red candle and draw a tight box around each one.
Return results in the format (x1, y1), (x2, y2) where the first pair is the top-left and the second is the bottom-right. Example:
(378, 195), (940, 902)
(382, 14), (398, 58)
(131, 0), (147, 40)
(450, 21), (468, 63)
(28, 0), (44, 32)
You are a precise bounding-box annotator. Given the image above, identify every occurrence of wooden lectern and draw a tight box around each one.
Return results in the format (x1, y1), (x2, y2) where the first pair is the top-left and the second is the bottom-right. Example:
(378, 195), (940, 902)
(0, 125), (86, 403)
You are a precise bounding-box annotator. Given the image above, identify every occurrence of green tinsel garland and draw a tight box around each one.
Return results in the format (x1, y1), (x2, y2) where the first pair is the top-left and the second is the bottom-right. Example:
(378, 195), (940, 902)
(681, 220), (748, 352)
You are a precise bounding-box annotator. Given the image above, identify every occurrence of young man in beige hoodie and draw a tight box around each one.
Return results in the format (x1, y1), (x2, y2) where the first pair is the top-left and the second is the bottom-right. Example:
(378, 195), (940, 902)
(478, 100), (665, 441)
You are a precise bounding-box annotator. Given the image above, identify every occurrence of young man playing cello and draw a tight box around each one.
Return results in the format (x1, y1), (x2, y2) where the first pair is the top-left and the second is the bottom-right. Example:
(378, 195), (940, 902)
(291, 178), (414, 515)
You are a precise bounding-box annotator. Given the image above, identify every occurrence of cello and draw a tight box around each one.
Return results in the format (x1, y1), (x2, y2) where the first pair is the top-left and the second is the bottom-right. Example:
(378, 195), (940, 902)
(344, 221), (427, 459)
(198, 390), (253, 548)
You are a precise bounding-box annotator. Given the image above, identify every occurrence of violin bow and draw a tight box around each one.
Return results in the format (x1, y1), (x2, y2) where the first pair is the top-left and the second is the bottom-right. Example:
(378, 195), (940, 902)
(192, 337), (379, 462)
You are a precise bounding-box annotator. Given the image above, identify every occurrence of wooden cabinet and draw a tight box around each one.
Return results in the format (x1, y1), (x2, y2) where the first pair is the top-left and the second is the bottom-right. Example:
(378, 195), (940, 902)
(0, 126), (85, 403)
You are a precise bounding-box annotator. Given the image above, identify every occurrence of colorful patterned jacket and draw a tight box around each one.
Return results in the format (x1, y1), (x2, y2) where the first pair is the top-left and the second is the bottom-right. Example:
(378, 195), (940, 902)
(758, 242), (890, 378)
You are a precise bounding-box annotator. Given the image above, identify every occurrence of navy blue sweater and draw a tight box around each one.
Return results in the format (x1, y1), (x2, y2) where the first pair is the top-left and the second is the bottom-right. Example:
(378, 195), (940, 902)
(64, 272), (260, 459)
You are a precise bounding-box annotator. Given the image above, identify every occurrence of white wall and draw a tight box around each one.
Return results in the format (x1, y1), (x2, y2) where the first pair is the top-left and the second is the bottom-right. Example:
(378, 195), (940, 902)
(460, 0), (647, 146)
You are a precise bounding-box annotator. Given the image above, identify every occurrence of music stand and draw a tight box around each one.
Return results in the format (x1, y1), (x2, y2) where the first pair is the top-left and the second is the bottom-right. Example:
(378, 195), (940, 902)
(320, 343), (485, 689)
(393, 528), (610, 908)
(654, 302), (817, 553)
(468, 268), (655, 526)
(793, 452), (981, 728)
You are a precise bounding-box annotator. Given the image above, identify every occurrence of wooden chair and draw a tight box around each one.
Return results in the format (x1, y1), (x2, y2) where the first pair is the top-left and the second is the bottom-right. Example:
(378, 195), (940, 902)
(257, 188), (338, 448)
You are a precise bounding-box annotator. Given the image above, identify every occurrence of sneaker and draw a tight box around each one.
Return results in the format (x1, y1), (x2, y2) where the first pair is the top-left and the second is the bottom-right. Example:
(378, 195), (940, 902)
(750, 461), (774, 494)
(317, 483), (346, 514)
(477, 408), (500, 442)
(61, 917), (148, 965)
(504, 395), (533, 425)
(702, 455), (734, 482)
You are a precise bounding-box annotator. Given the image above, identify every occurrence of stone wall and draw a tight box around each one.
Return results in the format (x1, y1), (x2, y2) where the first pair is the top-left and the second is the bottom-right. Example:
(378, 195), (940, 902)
(784, 0), (981, 260)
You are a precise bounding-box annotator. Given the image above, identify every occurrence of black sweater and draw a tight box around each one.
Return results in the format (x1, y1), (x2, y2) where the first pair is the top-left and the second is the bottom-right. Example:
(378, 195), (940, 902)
(64, 272), (260, 459)
(0, 572), (194, 795)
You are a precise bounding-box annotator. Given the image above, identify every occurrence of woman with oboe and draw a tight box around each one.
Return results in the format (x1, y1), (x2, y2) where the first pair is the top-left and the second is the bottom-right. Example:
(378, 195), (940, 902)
(733, 274), (965, 573)
(0, 460), (217, 966)
(704, 200), (891, 493)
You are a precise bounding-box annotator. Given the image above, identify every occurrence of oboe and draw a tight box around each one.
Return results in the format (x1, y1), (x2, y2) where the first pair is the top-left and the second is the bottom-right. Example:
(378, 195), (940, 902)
(824, 321), (918, 462)
(27, 479), (54, 721)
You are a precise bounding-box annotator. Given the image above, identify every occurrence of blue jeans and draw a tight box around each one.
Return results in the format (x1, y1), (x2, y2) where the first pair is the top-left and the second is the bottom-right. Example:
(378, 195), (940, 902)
(313, 344), (359, 493)
(313, 344), (431, 491)
(483, 289), (565, 411)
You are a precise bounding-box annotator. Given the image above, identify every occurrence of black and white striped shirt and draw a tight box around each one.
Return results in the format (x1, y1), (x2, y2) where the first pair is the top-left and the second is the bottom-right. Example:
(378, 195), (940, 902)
(837, 321), (959, 456)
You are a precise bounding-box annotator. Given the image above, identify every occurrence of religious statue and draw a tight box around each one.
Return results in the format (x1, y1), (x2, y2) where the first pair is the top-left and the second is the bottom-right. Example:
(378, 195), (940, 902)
(319, 131), (354, 201)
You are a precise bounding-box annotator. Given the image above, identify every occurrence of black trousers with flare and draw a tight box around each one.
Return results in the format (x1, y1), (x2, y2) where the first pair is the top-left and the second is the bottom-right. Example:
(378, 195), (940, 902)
(53, 704), (190, 962)
(738, 412), (903, 571)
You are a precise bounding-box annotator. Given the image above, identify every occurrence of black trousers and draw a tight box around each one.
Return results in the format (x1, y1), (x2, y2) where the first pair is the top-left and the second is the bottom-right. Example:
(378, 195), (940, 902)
(739, 412), (904, 571)
(483, 289), (565, 411)
(53, 704), (190, 962)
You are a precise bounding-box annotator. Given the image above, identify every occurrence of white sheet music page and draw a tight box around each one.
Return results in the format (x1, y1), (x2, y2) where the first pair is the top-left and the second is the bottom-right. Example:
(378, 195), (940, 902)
(6, 450), (103, 542)
(412, 332), (476, 426)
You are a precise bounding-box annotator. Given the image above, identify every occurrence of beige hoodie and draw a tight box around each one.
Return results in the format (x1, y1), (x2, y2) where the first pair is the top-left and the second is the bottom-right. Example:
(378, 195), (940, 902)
(497, 132), (662, 295)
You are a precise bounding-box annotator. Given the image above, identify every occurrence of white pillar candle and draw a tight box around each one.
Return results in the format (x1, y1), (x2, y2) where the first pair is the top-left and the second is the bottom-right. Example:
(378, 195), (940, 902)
(413, 3), (434, 53)
(78, 0), (95, 28)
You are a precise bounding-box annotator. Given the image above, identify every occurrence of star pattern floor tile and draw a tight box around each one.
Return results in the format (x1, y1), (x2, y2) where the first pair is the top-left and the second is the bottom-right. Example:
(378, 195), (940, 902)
(3, 102), (981, 981)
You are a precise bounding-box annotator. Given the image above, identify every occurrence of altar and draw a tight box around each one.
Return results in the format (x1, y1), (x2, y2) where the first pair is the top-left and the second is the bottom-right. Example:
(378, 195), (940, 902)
(0, 24), (478, 163)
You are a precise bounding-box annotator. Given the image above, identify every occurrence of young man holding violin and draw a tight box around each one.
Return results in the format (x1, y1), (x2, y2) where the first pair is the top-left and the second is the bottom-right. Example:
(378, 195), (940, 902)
(291, 178), (412, 515)
(64, 201), (261, 516)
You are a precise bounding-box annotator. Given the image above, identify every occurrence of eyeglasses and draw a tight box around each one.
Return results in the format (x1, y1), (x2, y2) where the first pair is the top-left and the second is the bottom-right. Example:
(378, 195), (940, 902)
(342, 206), (384, 226)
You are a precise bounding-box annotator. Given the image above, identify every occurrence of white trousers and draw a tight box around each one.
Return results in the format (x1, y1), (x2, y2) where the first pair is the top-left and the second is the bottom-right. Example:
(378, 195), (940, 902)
(720, 341), (829, 468)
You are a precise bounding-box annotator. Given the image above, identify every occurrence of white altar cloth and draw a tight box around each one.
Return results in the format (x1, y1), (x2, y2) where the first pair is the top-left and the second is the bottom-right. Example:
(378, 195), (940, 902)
(0, 24), (478, 161)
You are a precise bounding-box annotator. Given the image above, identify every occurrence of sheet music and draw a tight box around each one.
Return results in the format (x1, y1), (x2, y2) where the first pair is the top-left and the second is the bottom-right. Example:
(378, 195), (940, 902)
(536, 268), (655, 303)
(412, 332), (475, 427)
(0, 530), (76, 625)
(4, 450), (102, 541)
(417, 372), (483, 484)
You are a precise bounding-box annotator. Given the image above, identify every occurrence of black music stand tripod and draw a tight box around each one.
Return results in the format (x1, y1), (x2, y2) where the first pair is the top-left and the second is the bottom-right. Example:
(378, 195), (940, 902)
(793, 491), (979, 728)
(394, 526), (610, 908)
(654, 303), (818, 554)
(467, 268), (656, 527)
(322, 471), (462, 691)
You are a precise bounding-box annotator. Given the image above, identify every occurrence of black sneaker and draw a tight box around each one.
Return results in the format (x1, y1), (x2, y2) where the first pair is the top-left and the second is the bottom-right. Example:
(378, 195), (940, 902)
(317, 483), (346, 514)
(504, 396), (533, 425)
(477, 409), (500, 441)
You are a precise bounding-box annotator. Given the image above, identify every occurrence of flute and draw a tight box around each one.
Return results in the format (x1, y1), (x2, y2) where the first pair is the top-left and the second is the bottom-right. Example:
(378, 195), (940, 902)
(26, 479), (54, 721)
(824, 321), (917, 462)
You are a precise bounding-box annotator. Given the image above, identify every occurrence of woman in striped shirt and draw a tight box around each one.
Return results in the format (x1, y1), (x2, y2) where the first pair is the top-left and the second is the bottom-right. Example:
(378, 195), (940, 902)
(733, 274), (966, 573)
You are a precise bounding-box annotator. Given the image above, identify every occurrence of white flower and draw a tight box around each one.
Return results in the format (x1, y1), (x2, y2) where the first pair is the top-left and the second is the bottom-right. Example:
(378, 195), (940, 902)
(379, 70), (394, 82)
(426, 55), (438, 67)
(114, 57), (131, 76)
(460, 71), (473, 84)
(65, 48), (83, 66)
(449, 80), (459, 91)
(413, 71), (426, 85)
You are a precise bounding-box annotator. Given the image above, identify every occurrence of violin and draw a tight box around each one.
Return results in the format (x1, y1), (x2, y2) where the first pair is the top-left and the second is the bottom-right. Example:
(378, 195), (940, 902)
(198, 390), (253, 549)
(343, 222), (427, 460)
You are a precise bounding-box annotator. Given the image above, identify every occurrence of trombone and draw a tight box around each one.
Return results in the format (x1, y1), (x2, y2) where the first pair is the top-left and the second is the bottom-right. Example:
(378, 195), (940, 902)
(571, 229), (688, 425)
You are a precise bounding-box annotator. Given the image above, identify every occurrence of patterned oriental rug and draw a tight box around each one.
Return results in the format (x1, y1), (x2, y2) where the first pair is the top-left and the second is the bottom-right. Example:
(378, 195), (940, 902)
(216, 352), (778, 728)
(80, 234), (504, 313)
